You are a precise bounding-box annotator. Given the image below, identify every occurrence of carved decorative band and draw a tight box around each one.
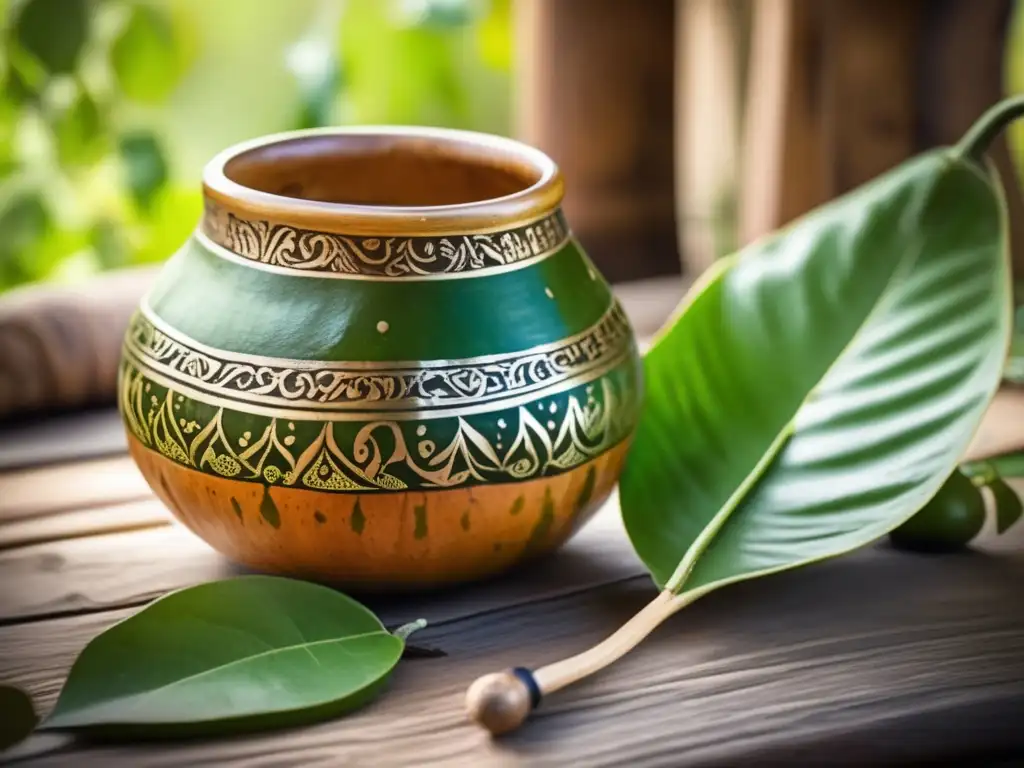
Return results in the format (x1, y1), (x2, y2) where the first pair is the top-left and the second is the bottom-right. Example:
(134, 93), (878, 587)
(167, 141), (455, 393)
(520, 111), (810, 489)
(124, 303), (634, 420)
(119, 360), (640, 493)
(200, 201), (571, 279)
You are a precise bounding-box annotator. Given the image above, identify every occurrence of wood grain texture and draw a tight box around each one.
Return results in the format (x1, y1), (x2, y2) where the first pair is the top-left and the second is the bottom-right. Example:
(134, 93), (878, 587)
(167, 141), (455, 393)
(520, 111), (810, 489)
(0, 497), (643, 625)
(0, 267), (157, 420)
(0, 499), (170, 552)
(515, 0), (680, 282)
(0, 408), (129, 472)
(738, 0), (828, 245)
(821, 0), (923, 193)
(0, 456), (151, 522)
(675, 0), (747, 274)
(2, 525), (1023, 766)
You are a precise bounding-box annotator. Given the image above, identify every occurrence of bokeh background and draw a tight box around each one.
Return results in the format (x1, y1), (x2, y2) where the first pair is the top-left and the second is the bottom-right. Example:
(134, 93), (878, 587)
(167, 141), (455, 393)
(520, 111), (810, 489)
(0, 0), (512, 294)
(3, 0), (1024, 296)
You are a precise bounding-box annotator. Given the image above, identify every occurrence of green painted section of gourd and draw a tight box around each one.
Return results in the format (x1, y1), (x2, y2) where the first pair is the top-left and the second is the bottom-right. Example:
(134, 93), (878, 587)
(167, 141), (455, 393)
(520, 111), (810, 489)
(119, 354), (641, 494)
(146, 236), (612, 361)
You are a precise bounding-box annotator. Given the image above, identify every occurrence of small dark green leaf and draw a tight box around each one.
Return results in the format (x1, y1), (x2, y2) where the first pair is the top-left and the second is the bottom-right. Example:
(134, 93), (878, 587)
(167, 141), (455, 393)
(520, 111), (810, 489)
(0, 95), (19, 174)
(988, 476), (1024, 534)
(90, 220), (128, 269)
(42, 576), (404, 736)
(3, 46), (46, 104)
(52, 90), (107, 167)
(0, 192), (50, 286)
(889, 470), (986, 553)
(0, 685), (37, 751)
(119, 131), (168, 210)
(294, 59), (340, 130)
(13, 0), (90, 75)
(416, 0), (474, 28)
(110, 4), (183, 103)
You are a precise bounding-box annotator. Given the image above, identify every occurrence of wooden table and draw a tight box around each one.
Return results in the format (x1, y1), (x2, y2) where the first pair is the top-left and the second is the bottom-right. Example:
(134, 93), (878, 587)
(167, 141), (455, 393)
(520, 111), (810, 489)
(3, 279), (1024, 767)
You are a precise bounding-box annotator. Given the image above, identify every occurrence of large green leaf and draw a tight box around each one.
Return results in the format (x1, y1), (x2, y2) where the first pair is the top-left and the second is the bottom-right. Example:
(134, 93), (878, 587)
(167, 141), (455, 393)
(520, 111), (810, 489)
(621, 150), (1011, 595)
(0, 685), (37, 751)
(42, 576), (405, 735)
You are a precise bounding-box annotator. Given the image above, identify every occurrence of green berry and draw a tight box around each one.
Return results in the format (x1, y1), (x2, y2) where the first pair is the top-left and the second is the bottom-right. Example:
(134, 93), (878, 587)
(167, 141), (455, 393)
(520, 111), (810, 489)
(890, 470), (985, 553)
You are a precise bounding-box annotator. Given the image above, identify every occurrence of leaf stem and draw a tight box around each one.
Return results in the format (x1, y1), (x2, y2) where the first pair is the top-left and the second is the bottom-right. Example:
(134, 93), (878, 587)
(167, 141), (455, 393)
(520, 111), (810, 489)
(465, 590), (688, 735)
(392, 618), (427, 642)
(955, 95), (1024, 164)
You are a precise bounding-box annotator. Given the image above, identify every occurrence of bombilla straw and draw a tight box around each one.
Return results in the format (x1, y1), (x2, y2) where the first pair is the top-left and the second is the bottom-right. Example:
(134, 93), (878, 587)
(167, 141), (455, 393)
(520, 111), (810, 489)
(465, 589), (692, 735)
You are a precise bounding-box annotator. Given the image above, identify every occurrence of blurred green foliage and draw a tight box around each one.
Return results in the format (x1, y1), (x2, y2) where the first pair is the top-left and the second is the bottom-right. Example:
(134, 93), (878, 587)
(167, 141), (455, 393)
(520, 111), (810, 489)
(0, 0), (512, 293)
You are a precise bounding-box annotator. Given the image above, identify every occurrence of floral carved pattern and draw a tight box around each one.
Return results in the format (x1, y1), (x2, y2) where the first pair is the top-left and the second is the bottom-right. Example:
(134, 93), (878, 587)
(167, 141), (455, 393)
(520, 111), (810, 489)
(201, 201), (570, 278)
(123, 303), (634, 416)
(119, 360), (640, 493)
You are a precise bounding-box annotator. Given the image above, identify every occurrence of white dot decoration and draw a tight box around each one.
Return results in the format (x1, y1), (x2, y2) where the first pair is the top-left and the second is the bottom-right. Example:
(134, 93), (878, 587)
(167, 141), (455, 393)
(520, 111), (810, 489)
(416, 425), (427, 436)
(547, 420), (556, 430)
(284, 435), (296, 446)
(288, 422), (295, 430)
(545, 287), (554, 299)
(549, 402), (557, 413)
(497, 418), (507, 429)
(376, 320), (389, 333)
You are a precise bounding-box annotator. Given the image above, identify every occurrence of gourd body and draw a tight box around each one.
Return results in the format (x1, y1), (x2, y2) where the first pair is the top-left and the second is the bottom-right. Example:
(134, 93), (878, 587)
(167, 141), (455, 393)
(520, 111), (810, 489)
(118, 127), (642, 587)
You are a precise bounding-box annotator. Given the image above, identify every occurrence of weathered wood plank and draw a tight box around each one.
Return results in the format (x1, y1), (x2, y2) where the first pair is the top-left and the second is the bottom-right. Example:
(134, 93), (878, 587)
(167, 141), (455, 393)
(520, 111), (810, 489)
(0, 497), (645, 625)
(0, 499), (170, 552)
(6, 465), (1024, 628)
(0, 407), (128, 472)
(3, 527), (1024, 766)
(0, 456), (150, 522)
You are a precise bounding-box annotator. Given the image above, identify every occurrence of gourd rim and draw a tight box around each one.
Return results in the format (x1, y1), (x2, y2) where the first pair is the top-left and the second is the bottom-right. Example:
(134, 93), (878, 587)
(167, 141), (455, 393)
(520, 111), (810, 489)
(201, 126), (564, 236)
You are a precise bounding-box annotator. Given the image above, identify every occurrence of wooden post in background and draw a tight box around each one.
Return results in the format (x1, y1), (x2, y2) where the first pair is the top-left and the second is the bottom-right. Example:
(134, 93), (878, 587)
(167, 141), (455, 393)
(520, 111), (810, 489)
(737, 0), (827, 247)
(514, 0), (680, 283)
(674, 0), (748, 274)
(917, 0), (1024, 277)
(737, 0), (1024, 278)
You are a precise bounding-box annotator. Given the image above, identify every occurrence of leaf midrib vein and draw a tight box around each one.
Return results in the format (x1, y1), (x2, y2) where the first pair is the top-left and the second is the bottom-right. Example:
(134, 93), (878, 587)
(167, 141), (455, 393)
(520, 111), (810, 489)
(56, 629), (393, 718)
